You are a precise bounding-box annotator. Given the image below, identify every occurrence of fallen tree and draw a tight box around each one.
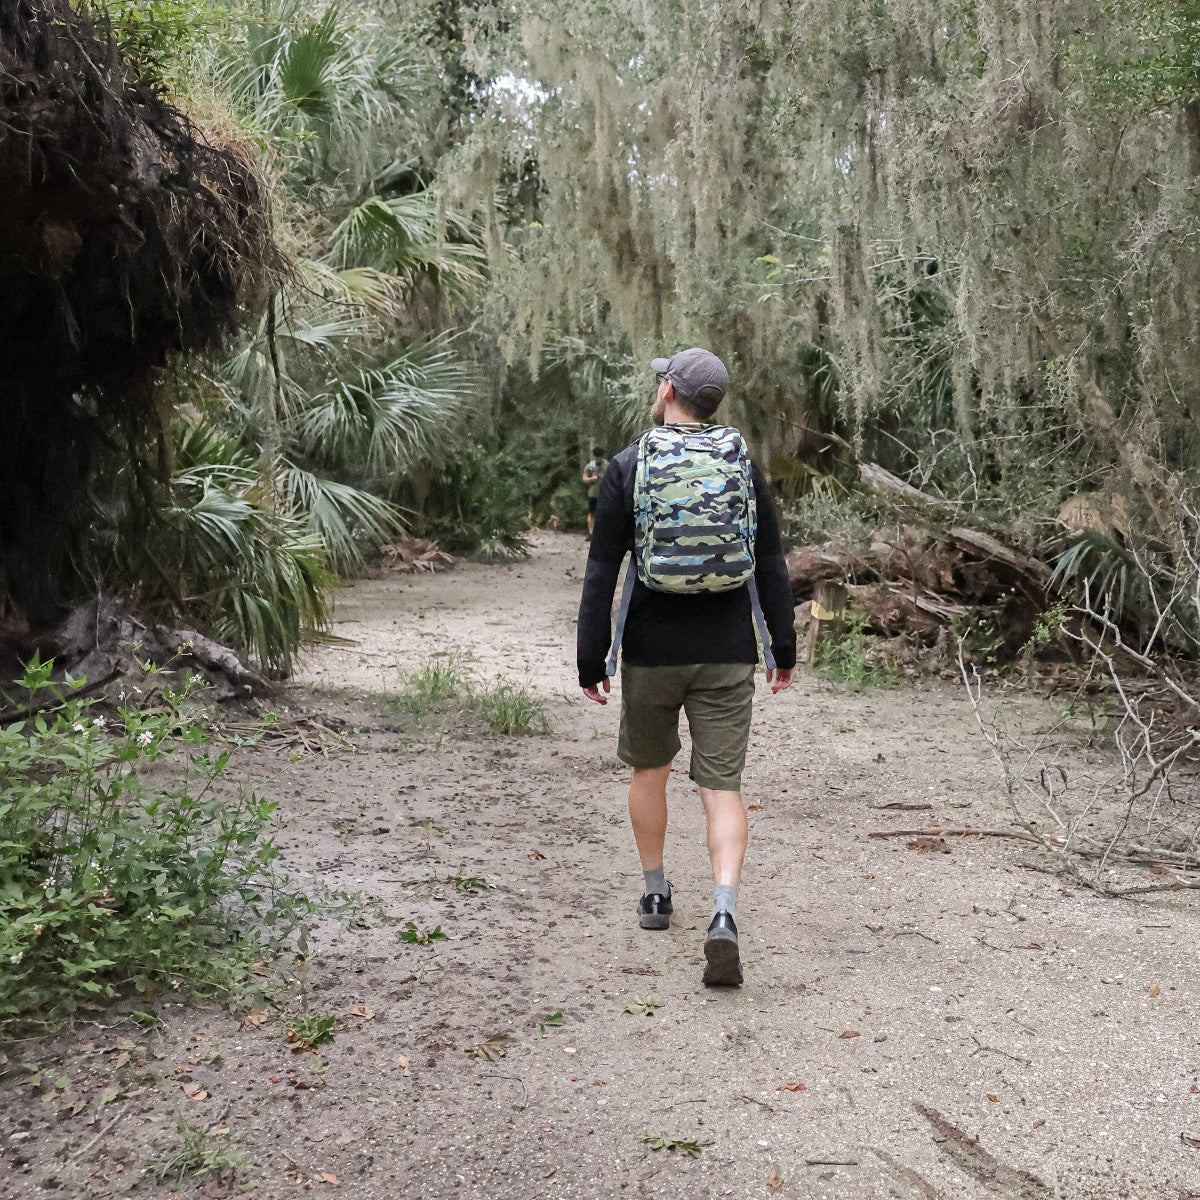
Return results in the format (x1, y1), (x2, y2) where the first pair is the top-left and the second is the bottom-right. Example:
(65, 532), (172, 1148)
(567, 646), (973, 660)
(0, 0), (277, 626)
(788, 463), (1052, 660)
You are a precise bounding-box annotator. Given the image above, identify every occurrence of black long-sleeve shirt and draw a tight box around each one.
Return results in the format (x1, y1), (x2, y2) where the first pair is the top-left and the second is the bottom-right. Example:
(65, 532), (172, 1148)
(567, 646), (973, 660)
(576, 432), (797, 687)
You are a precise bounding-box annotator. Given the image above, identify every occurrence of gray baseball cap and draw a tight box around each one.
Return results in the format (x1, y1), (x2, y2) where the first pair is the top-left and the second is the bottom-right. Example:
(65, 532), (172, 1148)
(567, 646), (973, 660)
(650, 347), (729, 418)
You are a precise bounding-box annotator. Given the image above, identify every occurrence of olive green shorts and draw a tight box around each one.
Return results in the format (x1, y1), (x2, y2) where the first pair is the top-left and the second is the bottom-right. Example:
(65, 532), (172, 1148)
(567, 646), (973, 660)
(617, 662), (756, 791)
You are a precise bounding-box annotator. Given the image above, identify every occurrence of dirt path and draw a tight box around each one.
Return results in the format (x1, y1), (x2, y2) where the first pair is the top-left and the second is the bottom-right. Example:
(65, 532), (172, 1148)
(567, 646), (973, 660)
(4, 531), (1200, 1199)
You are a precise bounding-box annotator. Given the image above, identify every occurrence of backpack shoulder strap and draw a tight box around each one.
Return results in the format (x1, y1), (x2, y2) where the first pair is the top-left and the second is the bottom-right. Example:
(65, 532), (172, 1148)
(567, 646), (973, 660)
(605, 552), (637, 677)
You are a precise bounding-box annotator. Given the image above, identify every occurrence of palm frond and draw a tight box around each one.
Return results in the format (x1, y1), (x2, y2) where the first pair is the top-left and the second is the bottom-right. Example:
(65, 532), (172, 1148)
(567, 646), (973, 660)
(277, 463), (404, 574)
(289, 339), (475, 483)
(331, 192), (487, 298)
(295, 258), (405, 315)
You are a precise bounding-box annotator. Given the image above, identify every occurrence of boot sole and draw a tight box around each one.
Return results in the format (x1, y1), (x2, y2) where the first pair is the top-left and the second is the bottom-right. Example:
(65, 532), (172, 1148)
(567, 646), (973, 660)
(638, 914), (671, 930)
(702, 932), (743, 986)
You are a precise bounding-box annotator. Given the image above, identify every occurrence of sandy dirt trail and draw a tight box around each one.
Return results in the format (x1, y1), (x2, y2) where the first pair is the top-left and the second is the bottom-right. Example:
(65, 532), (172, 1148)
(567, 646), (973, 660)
(3, 531), (1200, 1199)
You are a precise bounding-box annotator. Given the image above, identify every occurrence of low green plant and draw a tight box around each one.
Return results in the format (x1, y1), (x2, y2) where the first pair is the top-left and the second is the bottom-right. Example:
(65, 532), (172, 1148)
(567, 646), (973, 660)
(625, 995), (665, 1016)
(398, 920), (445, 945)
(784, 490), (875, 547)
(1020, 600), (1071, 658)
(0, 658), (300, 1029)
(391, 659), (550, 735)
(538, 1011), (564, 1033)
(475, 680), (550, 735)
(286, 1013), (337, 1053)
(145, 1114), (246, 1184)
(643, 1131), (700, 1157)
(394, 655), (468, 716)
(814, 616), (902, 690)
(449, 870), (491, 895)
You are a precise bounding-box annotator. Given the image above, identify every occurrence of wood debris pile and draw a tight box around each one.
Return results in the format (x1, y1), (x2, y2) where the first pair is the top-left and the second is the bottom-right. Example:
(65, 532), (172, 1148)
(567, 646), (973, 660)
(379, 537), (455, 574)
(0, 596), (263, 719)
(788, 464), (1053, 661)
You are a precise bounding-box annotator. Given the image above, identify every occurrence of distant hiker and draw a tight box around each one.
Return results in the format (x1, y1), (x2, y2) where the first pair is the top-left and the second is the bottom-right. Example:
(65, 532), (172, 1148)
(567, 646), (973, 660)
(576, 347), (796, 986)
(582, 447), (608, 539)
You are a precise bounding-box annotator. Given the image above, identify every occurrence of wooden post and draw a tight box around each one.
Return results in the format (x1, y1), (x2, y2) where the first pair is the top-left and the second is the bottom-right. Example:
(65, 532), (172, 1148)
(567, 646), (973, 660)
(805, 581), (847, 665)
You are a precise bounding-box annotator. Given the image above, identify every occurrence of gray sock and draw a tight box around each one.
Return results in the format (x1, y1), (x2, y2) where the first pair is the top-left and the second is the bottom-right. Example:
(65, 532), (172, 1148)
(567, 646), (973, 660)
(712, 884), (738, 918)
(643, 866), (669, 897)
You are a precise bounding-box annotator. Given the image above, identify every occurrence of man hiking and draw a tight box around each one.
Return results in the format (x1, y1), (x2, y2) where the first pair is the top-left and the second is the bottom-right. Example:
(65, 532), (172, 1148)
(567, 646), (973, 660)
(576, 347), (796, 986)
(582, 446), (608, 539)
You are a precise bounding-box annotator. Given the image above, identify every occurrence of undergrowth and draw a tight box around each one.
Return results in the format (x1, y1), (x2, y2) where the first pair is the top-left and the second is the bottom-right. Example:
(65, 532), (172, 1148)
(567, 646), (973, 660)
(146, 1114), (246, 1185)
(814, 616), (903, 690)
(0, 657), (307, 1030)
(392, 656), (550, 735)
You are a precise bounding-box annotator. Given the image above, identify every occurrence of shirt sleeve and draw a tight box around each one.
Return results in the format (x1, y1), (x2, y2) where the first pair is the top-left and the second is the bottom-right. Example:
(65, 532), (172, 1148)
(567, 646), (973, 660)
(576, 451), (635, 686)
(750, 463), (798, 671)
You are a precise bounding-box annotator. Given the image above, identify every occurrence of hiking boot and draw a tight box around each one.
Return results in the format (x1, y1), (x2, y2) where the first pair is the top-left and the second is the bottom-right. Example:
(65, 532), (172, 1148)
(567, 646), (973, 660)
(702, 911), (742, 986)
(637, 888), (673, 930)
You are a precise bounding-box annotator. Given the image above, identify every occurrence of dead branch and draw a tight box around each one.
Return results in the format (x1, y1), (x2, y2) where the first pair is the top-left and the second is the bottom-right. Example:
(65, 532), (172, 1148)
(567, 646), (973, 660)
(868, 827), (1042, 842)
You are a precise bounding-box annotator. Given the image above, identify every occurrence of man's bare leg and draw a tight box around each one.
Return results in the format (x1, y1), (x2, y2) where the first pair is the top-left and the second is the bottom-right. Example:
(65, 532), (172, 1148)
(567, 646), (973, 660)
(698, 787), (747, 887)
(628, 764), (672, 870)
(698, 786), (746, 985)
(628, 764), (673, 928)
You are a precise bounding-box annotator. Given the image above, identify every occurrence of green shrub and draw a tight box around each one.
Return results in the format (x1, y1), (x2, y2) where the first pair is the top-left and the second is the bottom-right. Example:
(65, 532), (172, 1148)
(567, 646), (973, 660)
(543, 480), (588, 532)
(814, 616), (902, 690)
(475, 680), (550, 735)
(784, 491), (876, 548)
(394, 655), (469, 716)
(390, 658), (549, 735)
(0, 657), (295, 1028)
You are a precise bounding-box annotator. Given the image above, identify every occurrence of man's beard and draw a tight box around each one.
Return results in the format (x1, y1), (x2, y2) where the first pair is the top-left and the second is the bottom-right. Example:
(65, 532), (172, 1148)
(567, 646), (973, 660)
(649, 394), (666, 426)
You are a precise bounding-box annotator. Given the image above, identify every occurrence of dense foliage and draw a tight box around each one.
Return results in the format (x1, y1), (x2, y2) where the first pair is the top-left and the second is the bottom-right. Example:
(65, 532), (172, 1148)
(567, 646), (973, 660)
(0, 661), (295, 1026)
(6, 0), (1200, 667)
(446, 1), (1200, 567)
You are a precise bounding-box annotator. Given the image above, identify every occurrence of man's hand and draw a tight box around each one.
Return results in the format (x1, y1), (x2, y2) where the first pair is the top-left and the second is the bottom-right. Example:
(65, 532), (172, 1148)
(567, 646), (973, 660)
(766, 666), (795, 694)
(582, 678), (611, 705)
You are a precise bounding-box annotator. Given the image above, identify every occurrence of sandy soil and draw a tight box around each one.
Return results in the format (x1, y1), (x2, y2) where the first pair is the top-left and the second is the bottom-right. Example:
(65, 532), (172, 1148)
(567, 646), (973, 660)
(3, 531), (1200, 1200)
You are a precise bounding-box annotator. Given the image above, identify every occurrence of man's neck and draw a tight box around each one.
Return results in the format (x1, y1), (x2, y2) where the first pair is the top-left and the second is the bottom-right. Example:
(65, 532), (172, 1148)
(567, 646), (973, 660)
(662, 399), (702, 424)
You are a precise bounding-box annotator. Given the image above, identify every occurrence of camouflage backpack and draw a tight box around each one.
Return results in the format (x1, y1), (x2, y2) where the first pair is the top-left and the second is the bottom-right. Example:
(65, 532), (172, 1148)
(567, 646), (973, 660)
(604, 424), (776, 675)
(633, 425), (757, 593)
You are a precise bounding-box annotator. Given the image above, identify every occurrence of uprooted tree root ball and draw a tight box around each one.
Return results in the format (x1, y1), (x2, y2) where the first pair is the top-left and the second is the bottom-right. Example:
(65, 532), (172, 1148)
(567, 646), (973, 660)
(0, 0), (279, 623)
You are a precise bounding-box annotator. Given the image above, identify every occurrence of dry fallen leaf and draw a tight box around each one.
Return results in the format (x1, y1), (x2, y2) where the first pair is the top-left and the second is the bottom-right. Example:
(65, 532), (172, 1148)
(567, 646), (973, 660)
(244, 1007), (268, 1028)
(114, 1051), (130, 1070)
(529, 851), (546, 860)
(776, 1082), (807, 1092)
(395, 1054), (410, 1075)
(315, 1172), (339, 1185)
(987, 1094), (999, 1102)
(1149, 986), (1161, 997)
(182, 1082), (209, 1101)
(839, 1030), (861, 1039)
(349, 1004), (375, 1020)
(766, 1167), (783, 1193)
(1182, 1132), (1200, 1149)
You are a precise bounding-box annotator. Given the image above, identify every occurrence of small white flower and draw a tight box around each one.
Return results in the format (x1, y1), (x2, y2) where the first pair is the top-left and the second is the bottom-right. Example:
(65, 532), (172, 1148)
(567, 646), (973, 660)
(33, 924), (44, 935)
(171, 978), (182, 991)
(137, 730), (154, 747)
(72, 722), (86, 733)
(92, 716), (107, 729)
(9, 953), (22, 964)
(41, 878), (52, 890)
